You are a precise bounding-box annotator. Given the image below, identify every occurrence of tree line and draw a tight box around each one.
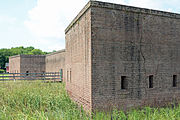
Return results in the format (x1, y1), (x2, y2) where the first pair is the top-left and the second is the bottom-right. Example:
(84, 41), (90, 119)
(0, 46), (51, 70)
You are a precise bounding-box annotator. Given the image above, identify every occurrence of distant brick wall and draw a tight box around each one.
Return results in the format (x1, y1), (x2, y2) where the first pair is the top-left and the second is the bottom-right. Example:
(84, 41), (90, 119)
(20, 55), (45, 73)
(65, 1), (180, 112)
(9, 55), (45, 73)
(46, 50), (65, 79)
(9, 55), (20, 73)
(9, 50), (66, 75)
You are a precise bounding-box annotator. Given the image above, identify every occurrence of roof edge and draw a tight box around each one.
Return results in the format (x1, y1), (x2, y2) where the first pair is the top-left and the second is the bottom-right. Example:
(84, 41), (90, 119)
(65, 0), (180, 34)
(46, 49), (65, 56)
(9, 54), (46, 59)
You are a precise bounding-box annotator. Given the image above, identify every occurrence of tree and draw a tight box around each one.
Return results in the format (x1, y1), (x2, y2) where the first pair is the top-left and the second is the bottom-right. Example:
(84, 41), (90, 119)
(0, 46), (49, 70)
(28, 49), (45, 55)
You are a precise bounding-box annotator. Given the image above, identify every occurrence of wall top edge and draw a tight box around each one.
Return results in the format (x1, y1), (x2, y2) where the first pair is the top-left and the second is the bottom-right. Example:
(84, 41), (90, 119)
(46, 49), (65, 57)
(65, 0), (180, 33)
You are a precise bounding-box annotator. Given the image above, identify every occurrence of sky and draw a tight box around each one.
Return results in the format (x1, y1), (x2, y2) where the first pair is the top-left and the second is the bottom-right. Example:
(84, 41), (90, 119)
(0, 0), (180, 52)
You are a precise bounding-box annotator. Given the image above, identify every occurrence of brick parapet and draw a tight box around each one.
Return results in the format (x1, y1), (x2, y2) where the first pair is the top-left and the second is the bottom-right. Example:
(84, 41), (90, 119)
(65, 0), (180, 34)
(46, 49), (65, 57)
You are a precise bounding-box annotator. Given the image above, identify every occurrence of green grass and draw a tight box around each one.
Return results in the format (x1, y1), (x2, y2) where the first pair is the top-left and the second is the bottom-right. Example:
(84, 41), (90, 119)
(0, 74), (9, 80)
(1, 81), (180, 120)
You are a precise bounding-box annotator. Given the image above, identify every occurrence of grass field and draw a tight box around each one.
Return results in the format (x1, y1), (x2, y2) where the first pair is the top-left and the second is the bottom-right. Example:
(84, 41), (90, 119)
(0, 74), (9, 80)
(1, 82), (180, 120)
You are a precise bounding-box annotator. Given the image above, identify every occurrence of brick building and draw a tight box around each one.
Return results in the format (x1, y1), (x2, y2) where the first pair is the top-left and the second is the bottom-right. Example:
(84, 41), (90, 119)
(9, 55), (46, 73)
(46, 49), (65, 80)
(65, 1), (180, 111)
(9, 50), (65, 76)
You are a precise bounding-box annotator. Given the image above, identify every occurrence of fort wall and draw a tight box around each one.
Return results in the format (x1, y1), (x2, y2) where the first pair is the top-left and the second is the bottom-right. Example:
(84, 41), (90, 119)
(65, 7), (92, 111)
(65, 0), (180, 111)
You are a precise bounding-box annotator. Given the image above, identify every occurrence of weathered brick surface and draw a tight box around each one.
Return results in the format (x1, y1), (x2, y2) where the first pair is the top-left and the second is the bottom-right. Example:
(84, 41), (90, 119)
(20, 55), (45, 73)
(9, 55), (20, 73)
(9, 55), (46, 73)
(65, 1), (180, 112)
(46, 49), (65, 74)
(91, 2), (180, 111)
(65, 6), (92, 111)
(9, 50), (66, 74)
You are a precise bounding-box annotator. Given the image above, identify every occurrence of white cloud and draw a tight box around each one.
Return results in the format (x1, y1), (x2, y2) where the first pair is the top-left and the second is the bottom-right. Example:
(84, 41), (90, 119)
(98, 0), (127, 4)
(98, 0), (180, 13)
(24, 0), (126, 51)
(126, 0), (180, 13)
(127, 0), (161, 9)
(24, 0), (88, 51)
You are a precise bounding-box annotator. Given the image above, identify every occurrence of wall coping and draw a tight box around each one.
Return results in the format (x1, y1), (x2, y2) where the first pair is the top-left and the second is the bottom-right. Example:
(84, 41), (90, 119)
(46, 49), (65, 57)
(9, 55), (20, 59)
(65, 0), (180, 33)
(20, 55), (45, 57)
(9, 54), (46, 59)
(9, 49), (65, 59)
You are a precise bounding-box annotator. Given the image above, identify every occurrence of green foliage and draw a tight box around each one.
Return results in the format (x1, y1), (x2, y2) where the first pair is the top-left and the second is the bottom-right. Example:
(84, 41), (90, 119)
(0, 46), (49, 69)
(28, 49), (45, 55)
(0, 82), (180, 120)
(0, 69), (5, 73)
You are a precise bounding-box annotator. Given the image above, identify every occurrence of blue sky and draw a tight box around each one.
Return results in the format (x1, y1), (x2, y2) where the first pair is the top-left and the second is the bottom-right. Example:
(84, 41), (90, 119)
(0, 0), (180, 52)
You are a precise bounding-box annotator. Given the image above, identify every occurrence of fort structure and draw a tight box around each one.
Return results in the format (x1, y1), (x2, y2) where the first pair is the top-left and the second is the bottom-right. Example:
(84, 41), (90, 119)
(9, 55), (46, 73)
(9, 50), (66, 75)
(65, 0), (180, 111)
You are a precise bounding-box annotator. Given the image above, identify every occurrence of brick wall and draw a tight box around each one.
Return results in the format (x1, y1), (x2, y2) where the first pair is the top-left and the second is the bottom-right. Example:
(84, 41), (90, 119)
(91, 1), (180, 111)
(46, 50), (65, 72)
(65, 1), (180, 112)
(65, 3), (92, 111)
(46, 49), (65, 79)
(9, 55), (45, 73)
(20, 55), (45, 73)
(9, 55), (20, 73)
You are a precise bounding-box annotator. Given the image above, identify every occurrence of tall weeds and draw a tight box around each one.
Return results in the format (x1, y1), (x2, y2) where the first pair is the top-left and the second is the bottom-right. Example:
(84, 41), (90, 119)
(0, 81), (180, 120)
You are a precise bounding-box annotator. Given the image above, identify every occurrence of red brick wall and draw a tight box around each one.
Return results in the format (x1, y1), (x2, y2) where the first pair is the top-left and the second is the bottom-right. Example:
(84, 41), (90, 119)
(9, 55), (20, 73)
(65, 5), (92, 111)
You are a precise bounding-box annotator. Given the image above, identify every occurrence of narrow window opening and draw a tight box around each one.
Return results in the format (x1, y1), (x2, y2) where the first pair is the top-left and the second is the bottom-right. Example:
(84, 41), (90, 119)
(26, 71), (29, 76)
(67, 71), (69, 82)
(70, 69), (71, 83)
(121, 76), (127, 89)
(173, 75), (177, 87)
(149, 75), (153, 88)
